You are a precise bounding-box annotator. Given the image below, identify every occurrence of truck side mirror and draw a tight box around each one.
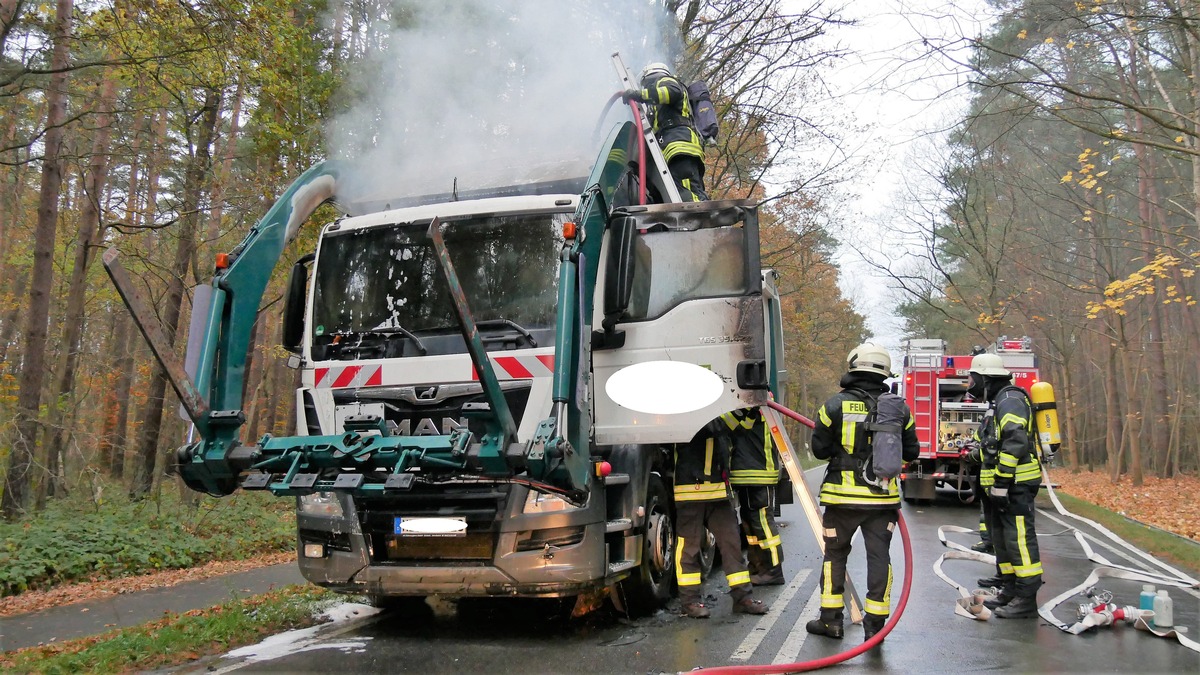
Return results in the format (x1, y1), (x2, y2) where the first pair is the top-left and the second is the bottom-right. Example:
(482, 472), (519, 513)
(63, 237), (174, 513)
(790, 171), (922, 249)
(282, 253), (314, 353)
(603, 215), (637, 328)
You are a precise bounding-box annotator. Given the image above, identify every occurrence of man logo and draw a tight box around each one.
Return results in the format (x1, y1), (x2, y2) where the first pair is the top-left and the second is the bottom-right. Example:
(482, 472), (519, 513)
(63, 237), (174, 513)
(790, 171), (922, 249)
(396, 417), (467, 436)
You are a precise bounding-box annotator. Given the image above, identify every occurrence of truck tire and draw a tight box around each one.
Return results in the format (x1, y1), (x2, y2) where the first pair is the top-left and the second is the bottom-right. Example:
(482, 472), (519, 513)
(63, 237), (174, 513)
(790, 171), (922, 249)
(617, 475), (674, 616)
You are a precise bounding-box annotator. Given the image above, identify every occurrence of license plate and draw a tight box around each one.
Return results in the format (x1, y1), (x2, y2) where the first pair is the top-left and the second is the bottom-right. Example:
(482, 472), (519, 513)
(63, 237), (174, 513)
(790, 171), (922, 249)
(394, 516), (467, 537)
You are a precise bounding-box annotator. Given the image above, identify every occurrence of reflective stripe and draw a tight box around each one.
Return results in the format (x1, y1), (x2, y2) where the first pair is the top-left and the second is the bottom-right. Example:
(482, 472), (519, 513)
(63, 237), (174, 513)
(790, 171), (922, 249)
(821, 561), (843, 608)
(728, 570), (751, 587)
(674, 482), (729, 501)
(1014, 515), (1043, 578)
(819, 405), (832, 426)
(999, 561), (1015, 575)
(729, 469), (779, 484)
(704, 438), (714, 477)
(675, 535), (701, 585)
(865, 598), (890, 616)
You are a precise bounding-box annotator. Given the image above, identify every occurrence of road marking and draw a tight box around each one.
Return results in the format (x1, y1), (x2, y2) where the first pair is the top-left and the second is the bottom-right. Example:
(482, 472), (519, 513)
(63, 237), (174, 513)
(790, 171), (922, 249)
(773, 585), (823, 664)
(729, 568), (812, 661)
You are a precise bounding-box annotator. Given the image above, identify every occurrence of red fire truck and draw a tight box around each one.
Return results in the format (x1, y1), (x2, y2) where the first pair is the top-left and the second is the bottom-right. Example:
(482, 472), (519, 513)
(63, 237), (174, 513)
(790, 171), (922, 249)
(898, 337), (1040, 503)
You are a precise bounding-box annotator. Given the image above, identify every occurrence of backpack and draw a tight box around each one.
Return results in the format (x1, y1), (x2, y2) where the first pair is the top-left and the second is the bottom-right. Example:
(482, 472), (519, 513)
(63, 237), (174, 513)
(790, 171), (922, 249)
(846, 388), (906, 488)
(686, 80), (719, 144)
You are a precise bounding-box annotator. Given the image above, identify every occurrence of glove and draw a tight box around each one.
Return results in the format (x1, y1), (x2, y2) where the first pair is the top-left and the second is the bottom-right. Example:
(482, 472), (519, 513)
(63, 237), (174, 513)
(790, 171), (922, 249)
(988, 484), (1010, 511)
(621, 88), (643, 103)
(966, 447), (982, 464)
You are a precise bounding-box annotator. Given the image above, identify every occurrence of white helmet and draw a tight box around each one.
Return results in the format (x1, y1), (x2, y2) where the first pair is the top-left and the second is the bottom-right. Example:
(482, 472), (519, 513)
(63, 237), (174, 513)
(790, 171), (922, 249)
(969, 353), (1010, 377)
(639, 62), (672, 84)
(846, 342), (892, 377)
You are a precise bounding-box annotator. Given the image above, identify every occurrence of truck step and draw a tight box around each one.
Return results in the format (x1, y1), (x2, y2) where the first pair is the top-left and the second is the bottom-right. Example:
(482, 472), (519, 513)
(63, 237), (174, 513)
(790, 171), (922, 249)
(608, 560), (637, 574)
(604, 473), (630, 486)
(606, 518), (633, 533)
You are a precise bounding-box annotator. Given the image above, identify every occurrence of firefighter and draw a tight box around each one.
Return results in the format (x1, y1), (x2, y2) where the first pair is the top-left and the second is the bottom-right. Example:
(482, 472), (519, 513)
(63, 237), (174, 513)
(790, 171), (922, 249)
(972, 506), (994, 553)
(965, 353), (1044, 619)
(806, 343), (920, 641)
(722, 408), (786, 586)
(673, 417), (769, 618)
(622, 62), (708, 202)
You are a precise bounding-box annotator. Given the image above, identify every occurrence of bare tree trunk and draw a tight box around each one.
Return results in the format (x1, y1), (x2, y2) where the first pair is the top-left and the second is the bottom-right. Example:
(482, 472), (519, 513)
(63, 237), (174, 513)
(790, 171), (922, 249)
(1117, 321), (1144, 486)
(1105, 340), (1123, 484)
(2, 0), (73, 521)
(39, 72), (118, 506)
(129, 89), (221, 499)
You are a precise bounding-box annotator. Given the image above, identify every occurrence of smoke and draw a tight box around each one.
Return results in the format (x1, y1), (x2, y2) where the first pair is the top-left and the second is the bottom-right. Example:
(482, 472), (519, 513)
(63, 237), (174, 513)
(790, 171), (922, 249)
(326, 0), (680, 207)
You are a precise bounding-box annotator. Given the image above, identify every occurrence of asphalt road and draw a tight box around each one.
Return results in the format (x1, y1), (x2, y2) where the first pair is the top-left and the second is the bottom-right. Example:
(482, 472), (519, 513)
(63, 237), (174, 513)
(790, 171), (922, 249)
(183, 472), (1200, 675)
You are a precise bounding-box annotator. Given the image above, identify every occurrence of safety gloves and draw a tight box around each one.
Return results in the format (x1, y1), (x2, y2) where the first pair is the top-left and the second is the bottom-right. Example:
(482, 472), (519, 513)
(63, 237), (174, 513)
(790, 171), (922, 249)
(988, 484), (1010, 511)
(621, 88), (644, 103)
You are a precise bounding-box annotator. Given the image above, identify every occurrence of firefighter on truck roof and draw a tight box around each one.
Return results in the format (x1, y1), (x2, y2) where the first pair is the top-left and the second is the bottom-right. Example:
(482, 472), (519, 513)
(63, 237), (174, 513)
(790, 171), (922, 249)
(966, 353), (1044, 619)
(806, 343), (920, 642)
(622, 62), (708, 202)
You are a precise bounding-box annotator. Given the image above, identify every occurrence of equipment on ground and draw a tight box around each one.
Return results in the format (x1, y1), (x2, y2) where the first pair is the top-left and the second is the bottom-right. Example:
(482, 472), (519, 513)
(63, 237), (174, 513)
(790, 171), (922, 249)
(104, 87), (787, 616)
(898, 337), (1040, 503)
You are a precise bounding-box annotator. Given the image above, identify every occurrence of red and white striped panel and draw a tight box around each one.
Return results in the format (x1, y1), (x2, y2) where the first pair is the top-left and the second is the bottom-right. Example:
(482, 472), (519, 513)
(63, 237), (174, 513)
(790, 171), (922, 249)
(314, 364), (383, 389)
(472, 354), (555, 380)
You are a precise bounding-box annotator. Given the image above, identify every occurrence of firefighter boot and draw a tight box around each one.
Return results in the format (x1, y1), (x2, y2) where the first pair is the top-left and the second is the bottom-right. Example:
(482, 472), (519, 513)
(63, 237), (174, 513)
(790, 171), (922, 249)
(976, 574), (1004, 588)
(994, 594), (1039, 619)
(863, 615), (887, 642)
(983, 583), (1016, 610)
(731, 587), (769, 615)
(970, 541), (994, 554)
(751, 565), (786, 586)
(681, 602), (711, 619)
(805, 610), (844, 639)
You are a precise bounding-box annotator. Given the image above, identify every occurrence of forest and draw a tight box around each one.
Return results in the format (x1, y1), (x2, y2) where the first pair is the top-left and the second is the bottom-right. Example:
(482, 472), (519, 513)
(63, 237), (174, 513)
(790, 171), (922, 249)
(1, 0), (1196, 523)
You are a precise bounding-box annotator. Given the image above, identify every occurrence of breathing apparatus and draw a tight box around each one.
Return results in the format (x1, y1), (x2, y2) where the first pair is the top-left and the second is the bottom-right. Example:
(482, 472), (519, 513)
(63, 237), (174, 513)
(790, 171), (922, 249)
(1030, 381), (1062, 462)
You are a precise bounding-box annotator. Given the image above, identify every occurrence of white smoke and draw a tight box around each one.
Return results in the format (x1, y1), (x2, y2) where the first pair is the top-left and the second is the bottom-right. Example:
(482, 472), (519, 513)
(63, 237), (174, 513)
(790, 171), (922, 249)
(326, 0), (680, 207)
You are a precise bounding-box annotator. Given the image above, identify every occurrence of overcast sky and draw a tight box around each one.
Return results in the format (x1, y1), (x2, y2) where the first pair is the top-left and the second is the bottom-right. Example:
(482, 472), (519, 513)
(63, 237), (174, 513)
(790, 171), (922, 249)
(809, 0), (994, 352)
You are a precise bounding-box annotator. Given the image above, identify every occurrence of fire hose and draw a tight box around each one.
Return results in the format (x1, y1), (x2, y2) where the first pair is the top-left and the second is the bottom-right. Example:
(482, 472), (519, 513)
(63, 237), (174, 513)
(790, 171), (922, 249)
(689, 400), (915, 674)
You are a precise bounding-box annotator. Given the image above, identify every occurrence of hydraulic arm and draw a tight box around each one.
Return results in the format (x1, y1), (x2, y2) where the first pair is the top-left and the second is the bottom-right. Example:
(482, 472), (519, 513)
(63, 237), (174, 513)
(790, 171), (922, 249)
(103, 120), (644, 501)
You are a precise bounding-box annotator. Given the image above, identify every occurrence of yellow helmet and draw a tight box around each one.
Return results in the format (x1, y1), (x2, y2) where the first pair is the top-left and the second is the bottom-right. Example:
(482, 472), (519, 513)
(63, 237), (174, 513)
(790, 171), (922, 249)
(846, 342), (893, 377)
(968, 353), (1010, 377)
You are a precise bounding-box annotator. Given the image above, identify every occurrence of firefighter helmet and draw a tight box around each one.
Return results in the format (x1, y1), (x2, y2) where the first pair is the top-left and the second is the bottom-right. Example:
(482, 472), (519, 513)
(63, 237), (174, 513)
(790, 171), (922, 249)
(846, 342), (893, 377)
(640, 62), (672, 84)
(969, 353), (1010, 377)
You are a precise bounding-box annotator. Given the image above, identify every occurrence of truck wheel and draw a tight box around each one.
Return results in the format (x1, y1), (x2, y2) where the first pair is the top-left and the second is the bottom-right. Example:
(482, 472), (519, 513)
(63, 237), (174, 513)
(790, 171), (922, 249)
(617, 475), (674, 616)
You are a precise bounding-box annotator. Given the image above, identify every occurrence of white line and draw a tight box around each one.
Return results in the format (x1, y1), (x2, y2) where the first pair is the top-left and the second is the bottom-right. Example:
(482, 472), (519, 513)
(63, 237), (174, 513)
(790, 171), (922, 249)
(773, 586), (824, 665)
(729, 568), (812, 661)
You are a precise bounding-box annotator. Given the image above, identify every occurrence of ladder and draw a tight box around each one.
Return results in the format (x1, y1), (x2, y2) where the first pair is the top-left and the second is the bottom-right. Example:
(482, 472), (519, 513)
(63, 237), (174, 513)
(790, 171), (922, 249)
(762, 405), (865, 624)
(610, 52), (683, 203)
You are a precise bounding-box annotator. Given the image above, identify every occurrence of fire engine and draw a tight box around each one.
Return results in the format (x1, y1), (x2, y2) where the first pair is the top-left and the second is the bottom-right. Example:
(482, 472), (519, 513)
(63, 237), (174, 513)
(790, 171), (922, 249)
(898, 337), (1040, 503)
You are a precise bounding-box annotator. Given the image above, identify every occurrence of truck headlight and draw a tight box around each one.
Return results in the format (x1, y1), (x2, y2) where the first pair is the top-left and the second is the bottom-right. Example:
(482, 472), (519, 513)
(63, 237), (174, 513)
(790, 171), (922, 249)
(523, 490), (580, 514)
(298, 491), (344, 517)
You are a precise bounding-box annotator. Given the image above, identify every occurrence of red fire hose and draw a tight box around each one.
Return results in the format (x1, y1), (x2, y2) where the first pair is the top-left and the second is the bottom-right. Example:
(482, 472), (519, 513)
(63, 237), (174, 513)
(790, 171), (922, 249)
(690, 401), (915, 674)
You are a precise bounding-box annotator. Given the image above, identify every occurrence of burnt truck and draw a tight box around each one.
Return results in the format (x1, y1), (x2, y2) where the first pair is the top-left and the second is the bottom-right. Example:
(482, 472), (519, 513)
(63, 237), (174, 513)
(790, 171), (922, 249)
(105, 114), (787, 615)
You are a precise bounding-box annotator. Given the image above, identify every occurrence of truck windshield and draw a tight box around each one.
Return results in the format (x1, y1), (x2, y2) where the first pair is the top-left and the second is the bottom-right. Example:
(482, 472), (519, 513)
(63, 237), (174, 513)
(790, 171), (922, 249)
(311, 211), (567, 354)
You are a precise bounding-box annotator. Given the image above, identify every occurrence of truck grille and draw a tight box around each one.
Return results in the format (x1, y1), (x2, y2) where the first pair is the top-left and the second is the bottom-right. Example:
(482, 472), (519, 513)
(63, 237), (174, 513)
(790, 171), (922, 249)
(356, 485), (509, 563)
(334, 382), (532, 439)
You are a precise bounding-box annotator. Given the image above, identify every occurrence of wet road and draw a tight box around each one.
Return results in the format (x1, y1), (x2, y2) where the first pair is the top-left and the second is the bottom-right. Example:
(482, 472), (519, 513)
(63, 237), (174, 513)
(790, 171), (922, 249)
(193, 473), (1200, 674)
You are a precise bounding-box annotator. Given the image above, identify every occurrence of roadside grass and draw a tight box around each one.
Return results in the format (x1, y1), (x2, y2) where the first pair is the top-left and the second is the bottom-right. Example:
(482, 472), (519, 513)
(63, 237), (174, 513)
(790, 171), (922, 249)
(0, 585), (336, 674)
(1043, 490), (1200, 574)
(0, 482), (295, 597)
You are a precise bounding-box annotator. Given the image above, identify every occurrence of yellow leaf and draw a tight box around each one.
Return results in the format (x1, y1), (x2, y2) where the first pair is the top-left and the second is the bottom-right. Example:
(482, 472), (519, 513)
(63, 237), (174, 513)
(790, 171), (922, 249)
(1017, 29), (1028, 39)
(1045, 37), (1055, 44)
(1175, 135), (1185, 143)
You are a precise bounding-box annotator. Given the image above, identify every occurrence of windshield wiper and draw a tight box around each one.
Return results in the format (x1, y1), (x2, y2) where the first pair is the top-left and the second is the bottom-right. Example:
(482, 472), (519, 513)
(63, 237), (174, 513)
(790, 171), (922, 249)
(350, 326), (428, 355)
(476, 319), (537, 348)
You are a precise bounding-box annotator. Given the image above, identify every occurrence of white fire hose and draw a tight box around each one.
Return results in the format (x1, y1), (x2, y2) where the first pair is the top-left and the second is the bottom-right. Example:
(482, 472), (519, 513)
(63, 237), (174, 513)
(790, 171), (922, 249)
(934, 466), (1200, 653)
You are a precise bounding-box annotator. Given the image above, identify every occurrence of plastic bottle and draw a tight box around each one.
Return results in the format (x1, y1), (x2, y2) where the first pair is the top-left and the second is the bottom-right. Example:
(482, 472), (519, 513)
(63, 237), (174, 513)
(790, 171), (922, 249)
(1153, 590), (1173, 629)
(1140, 584), (1157, 611)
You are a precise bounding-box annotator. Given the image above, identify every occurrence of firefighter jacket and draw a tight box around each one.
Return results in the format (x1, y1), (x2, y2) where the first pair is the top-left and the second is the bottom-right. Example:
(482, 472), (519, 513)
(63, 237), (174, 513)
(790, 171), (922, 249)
(974, 385), (1040, 489)
(637, 74), (705, 164)
(673, 419), (732, 503)
(811, 373), (920, 508)
(721, 409), (781, 486)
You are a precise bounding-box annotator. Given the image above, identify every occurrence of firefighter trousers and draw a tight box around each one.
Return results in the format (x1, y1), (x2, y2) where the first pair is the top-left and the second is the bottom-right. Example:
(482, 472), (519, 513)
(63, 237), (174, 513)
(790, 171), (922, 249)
(818, 506), (897, 619)
(735, 485), (783, 573)
(675, 499), (752, 604)
(667, 155), (708, 202)
(982, 486), (1043, 597)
